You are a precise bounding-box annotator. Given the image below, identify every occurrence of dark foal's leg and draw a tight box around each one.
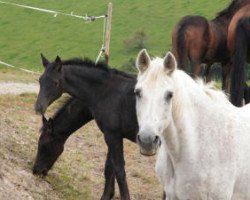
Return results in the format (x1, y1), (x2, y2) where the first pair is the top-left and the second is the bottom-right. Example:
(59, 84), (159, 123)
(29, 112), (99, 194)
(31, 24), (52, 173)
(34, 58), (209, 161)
(101, 150), (115, 200)
(162, 191), (166, 200)
(104, 135), (130, 200)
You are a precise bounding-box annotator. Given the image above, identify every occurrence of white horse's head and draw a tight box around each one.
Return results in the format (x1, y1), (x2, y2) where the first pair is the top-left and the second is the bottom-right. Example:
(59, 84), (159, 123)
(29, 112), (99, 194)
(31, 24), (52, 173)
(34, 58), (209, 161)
(135, 49), (177, 156)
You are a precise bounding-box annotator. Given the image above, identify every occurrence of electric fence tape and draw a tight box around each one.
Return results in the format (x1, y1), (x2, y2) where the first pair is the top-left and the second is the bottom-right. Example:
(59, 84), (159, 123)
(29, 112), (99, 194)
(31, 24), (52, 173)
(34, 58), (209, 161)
(0, 1), (108, 72)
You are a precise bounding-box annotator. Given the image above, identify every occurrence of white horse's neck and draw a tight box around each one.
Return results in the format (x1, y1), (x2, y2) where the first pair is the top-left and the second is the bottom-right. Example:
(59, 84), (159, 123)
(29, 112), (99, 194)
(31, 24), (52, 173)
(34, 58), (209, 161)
(163, 70), (227, 165)
(164, 110), (198, 166)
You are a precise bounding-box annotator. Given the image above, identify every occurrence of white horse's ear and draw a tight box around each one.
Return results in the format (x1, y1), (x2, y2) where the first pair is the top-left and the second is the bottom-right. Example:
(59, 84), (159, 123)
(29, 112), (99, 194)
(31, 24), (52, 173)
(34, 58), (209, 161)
(136, 49), (151, 73)
(163, 52), (177, 75)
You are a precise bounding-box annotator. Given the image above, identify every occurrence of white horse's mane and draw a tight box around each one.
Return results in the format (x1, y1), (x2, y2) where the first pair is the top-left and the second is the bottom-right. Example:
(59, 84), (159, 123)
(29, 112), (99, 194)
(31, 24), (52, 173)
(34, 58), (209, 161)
(195, 79), (229, 104)
(171, 68), (230, 106)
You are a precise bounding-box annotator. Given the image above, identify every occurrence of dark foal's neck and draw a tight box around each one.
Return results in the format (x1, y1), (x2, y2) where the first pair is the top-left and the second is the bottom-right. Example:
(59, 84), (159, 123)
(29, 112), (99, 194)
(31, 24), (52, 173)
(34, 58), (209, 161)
(61, 65), (106, 104)
(61, 61), (135, 106)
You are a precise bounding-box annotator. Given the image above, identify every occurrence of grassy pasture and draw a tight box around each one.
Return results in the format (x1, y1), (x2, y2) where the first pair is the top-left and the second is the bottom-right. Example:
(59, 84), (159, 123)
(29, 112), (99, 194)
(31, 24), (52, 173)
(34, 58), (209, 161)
(0, 0), (229, 72)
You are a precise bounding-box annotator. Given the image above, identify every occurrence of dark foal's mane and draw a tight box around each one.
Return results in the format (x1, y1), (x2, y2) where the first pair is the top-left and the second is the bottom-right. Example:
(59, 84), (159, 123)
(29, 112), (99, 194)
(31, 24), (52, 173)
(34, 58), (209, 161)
(61, 58), (135, 80)
(62, 58), (109, 72)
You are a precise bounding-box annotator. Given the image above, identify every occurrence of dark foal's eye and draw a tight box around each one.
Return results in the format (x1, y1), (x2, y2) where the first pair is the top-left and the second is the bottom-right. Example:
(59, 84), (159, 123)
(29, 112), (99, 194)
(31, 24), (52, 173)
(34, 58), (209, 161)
(165, 91), (173, 101)
(54, 81), (60, 87)
(134, 88), (142, 98)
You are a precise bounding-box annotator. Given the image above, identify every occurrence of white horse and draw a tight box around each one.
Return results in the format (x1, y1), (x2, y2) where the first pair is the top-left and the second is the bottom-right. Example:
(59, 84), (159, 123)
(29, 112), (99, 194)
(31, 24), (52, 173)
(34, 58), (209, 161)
(135, 49), (250, 200)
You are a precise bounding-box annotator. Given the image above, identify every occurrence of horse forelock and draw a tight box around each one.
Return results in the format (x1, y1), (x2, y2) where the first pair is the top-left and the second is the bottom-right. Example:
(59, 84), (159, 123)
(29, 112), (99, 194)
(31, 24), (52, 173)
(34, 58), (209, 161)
(137, 57), (167, 86)
(137, 58), (186, 119)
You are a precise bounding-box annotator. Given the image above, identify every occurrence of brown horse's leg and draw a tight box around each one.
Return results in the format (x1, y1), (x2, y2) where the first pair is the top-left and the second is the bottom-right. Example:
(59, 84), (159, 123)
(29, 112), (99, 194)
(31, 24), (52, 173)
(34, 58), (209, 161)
(244, 83), (250, 105)
(190, 61), (202, 79)
(204, 64), (212, 83)
(222, 63), (231, 93)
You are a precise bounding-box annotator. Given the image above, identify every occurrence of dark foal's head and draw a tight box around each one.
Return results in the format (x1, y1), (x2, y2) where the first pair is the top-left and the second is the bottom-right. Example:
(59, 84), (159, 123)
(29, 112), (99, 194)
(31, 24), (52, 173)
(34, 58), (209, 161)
(33, 116), (64, 176)
(35, 54), (63, 115)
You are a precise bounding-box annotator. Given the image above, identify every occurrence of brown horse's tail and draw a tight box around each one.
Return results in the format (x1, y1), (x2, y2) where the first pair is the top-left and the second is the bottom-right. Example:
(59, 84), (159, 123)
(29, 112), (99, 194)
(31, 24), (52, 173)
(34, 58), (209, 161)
(175, 21), (188, 69)
(173, 16), (209, 70)
(230, 17), (250, 107)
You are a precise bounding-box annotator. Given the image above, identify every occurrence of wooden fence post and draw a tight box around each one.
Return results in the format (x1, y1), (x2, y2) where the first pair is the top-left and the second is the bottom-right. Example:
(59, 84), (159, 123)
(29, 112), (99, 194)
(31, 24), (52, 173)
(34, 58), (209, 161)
(104, 2), (112, 64)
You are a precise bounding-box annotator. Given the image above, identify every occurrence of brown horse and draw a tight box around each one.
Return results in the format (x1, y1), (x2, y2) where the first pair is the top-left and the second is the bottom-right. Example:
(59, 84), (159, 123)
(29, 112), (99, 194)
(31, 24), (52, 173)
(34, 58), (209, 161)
(172, 0), (250, 91)
(228, 4), (250, 106)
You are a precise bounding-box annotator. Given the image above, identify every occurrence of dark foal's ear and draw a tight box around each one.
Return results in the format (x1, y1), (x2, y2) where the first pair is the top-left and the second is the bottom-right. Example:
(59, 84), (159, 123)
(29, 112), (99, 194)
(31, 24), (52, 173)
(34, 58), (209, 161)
(42, 115), (48, 125)
(41, 54), (49, 68)
(47, 118), (54, 134)
(55, 56), (62, 72)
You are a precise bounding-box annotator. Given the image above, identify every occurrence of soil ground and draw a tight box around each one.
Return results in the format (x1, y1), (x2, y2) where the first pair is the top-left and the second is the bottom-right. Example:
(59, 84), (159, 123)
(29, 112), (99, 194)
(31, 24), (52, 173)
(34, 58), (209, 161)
(0, 68), (162, 200)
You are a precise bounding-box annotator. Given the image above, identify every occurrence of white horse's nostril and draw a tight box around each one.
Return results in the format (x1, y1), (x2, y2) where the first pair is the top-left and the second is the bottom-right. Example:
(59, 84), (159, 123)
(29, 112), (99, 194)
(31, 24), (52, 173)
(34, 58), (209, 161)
(136, 134), (141, 143)
(154, 135), (159, 143)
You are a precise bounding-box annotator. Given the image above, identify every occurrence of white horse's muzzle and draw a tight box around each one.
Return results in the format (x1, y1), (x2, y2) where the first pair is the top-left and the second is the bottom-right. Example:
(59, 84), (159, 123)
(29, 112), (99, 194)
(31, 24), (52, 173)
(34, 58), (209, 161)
(137, 130), (161, 156)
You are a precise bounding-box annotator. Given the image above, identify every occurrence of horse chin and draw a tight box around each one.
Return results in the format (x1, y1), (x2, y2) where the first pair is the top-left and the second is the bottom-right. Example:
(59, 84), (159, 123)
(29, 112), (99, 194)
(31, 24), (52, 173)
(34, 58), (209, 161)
(139, 147), (158, 156)
(35, 108), (46, 115)
(35, 102), (48, 115)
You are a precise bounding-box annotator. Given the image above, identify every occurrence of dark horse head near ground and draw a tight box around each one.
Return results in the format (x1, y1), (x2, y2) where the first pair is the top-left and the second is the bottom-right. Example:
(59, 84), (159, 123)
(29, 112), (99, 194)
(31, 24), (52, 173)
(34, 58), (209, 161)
(34, 55), (139, 200)
(228, 2), (250, 106)
(172, 0), (249, 92)
(33, 99), (93, 176)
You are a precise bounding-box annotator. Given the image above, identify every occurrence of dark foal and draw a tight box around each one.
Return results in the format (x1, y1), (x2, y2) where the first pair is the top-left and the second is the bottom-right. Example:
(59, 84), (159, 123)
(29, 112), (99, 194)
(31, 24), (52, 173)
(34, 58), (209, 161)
(34, 56), (138, 200)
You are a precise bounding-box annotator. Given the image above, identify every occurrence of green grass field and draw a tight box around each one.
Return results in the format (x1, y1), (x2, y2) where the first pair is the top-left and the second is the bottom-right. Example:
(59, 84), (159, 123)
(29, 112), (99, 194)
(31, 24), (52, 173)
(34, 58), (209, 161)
(0, 0), (229, 73)
(0, 1), (236, 199)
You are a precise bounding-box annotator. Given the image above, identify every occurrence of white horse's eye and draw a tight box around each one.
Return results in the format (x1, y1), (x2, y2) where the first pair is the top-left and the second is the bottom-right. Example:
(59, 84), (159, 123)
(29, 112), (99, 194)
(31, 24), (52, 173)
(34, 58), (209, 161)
(165, 91), (173, 101)
(134, 88), (142, 98)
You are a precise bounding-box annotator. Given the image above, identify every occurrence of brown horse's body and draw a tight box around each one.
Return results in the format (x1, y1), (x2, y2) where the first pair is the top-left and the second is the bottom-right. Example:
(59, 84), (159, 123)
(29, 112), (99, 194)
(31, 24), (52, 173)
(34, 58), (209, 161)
(228, 4), (250, 53)
(172, 0), (249, 91)
(228, 3), (250, 106)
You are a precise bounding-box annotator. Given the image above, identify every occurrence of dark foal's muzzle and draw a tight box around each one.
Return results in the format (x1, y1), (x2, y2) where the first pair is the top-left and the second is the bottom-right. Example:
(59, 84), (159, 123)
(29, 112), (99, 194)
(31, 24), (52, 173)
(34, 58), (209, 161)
(35, 97), (50, 115)
(35, 102), (45, 115)
(137, 131), (161, 156)
(32, 164), (48, 176)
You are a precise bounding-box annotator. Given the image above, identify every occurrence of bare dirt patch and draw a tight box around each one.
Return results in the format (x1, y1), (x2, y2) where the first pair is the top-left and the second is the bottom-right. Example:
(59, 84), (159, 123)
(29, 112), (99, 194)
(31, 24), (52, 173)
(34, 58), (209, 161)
(0, 82), (38, 95)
